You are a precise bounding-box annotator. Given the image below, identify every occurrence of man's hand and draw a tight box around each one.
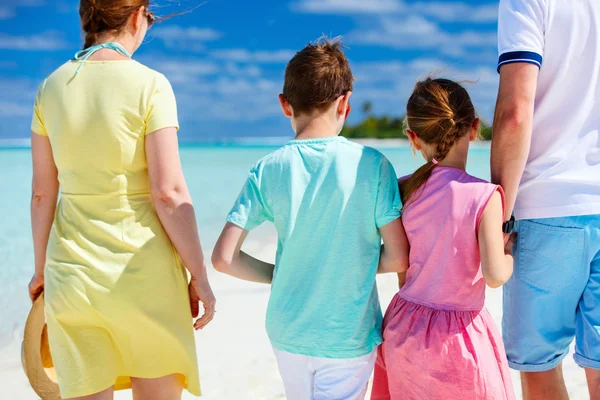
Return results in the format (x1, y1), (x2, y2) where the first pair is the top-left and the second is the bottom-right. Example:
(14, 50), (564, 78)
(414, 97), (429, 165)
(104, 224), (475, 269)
(504, 233), (517, 256)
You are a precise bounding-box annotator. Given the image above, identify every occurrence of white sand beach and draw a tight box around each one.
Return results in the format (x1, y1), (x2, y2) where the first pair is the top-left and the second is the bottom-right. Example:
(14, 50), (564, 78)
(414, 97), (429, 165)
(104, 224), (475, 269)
(0, 235), (590, 399)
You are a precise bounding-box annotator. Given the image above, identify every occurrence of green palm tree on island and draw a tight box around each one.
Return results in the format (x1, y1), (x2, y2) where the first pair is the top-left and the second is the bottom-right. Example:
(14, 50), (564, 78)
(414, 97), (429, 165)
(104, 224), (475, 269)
(342, 101), (492, 140)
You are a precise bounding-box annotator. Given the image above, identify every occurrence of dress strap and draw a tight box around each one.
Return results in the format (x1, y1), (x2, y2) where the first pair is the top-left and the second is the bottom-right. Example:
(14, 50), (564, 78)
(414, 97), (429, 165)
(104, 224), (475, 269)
(73, 42), (132, 75)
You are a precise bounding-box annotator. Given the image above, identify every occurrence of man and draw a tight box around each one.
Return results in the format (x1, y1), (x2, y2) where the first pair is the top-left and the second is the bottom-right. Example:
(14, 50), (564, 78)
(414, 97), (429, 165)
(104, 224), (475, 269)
(491, 0), (600, 399)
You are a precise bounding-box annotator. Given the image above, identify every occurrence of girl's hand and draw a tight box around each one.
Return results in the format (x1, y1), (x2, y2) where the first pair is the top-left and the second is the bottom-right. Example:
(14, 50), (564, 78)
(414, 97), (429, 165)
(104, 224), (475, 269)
(504, 233), (517, 256)
(189, 275), (216, 330)
(28, 273), (44, 303)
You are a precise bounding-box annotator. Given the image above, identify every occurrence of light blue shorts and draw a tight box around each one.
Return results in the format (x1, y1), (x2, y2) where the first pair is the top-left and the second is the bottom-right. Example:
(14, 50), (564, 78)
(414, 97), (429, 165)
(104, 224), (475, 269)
(503, 215), (600, 372)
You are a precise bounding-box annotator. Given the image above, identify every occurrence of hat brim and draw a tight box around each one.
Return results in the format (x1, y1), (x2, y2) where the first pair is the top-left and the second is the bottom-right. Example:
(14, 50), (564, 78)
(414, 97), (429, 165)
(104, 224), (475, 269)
(21, 292), (61, 400)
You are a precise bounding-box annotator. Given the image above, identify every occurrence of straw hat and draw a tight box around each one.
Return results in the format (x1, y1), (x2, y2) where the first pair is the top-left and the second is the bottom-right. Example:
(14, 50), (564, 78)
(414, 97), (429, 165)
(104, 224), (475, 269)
(21, 292), (61, 400)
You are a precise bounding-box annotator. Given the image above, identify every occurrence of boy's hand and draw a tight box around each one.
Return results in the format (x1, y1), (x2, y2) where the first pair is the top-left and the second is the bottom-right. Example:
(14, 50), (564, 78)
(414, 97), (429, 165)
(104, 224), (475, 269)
(504, 233), (517, 256)
(398, 272), (407, 289)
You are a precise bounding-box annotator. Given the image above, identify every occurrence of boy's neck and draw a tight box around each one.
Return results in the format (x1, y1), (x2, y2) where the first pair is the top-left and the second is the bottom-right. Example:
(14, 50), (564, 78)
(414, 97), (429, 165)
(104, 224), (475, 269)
(293, 114), (340, 140)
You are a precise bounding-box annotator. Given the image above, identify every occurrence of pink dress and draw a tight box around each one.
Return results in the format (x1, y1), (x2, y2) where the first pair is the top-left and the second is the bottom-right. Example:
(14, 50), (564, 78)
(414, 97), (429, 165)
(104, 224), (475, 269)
(372, 167), (515, 400)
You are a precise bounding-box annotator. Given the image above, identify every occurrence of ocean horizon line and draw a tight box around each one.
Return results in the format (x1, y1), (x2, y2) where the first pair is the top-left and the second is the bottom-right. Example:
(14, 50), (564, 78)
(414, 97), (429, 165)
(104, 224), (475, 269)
(0, 137), (419, 150)
(0, 137), (492, 151)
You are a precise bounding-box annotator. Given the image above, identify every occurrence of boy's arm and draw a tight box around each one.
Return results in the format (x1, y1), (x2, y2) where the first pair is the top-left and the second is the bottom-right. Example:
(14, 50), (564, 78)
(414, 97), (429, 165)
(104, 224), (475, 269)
(212, 222), (275, 284)
(378, 218), (410, 275)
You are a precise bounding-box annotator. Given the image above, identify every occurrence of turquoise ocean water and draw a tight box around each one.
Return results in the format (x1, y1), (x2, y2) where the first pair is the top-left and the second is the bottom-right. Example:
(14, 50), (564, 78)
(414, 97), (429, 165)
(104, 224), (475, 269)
(0, 143), (492, 346)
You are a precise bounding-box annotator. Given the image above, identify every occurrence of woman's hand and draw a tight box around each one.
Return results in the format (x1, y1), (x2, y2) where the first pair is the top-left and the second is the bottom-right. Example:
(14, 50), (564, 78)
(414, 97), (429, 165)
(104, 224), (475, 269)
(188, 275), (216, 330)
(28, 273), (44, 303)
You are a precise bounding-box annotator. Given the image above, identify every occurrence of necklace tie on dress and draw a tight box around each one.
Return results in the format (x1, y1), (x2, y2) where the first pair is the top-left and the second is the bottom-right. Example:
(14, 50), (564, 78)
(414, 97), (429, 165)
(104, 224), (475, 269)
(73, 42), (132, 75)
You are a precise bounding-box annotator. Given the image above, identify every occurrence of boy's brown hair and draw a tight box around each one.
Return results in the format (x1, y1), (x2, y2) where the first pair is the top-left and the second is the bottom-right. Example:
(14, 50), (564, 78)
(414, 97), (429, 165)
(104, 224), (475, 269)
(283, 36), (354, 115)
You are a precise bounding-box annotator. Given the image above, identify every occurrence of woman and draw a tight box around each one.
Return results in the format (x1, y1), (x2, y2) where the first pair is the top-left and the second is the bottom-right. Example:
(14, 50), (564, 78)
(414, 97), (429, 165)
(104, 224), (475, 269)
(28, 1), (215, 399)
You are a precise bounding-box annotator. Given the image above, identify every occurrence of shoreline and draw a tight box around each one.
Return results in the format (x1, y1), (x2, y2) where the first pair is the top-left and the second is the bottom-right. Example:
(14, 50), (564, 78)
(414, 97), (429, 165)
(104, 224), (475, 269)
(0, 137), (492, 151)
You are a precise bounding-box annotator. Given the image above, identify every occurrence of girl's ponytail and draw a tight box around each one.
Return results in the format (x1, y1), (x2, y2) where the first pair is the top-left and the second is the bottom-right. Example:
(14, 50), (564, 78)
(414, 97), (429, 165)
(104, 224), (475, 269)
(400, 78), (477, 207)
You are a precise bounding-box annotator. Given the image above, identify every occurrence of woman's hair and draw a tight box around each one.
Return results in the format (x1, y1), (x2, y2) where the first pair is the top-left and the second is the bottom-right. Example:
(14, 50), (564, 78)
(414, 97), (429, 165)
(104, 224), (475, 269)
(399, 78), (477, 207)
(79, 0), (150, 48)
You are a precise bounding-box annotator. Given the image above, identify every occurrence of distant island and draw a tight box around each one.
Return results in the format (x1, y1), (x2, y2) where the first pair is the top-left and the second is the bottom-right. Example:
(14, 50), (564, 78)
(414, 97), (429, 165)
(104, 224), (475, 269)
(341, 101), (493, 141)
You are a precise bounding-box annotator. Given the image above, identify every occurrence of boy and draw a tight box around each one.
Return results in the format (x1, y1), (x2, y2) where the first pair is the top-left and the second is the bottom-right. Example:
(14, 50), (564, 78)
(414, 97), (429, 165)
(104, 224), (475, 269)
(212, 37), (408, 400)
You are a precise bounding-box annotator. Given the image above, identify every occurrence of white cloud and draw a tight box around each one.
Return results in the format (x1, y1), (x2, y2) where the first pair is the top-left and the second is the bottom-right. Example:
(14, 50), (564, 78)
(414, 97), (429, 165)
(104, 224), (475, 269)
(0, 78), (41, 121)
(380, 15), (439, 35)
(151, 26), (222, 50)
(291, 2), (498, 56)
(0, 32), (68, 50)
(352, 59), (441, 83)
(156, 60), (220, 81)
(0, 0), (45, 20)
(211, 49), (296, 64)
(292, 0), (498, 23)
(8, 0), (45, 5)
(440, 46), (467, 58)
(0, 60), (18, 69)
(347, 16), (496, 51)
(173, 77), (282, 121)
(57, 1), (78, 14)
(143, 55), (280, 121)
(407, 2), (497, 22)
(156, 55), (499, 125)
(149, 59), (264, 86)
(0, 100), (31, 117)
(223, 63), (262, 78)
(292, 0), (401, 14)
(0, 8), (15, 20)
(0, 78), (39, 99)
(349, 59), (499, 121)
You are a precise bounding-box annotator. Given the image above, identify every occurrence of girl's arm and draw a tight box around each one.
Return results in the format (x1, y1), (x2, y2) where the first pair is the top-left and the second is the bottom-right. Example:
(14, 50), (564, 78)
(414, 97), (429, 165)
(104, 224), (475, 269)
(212, 223), (275, 284)
(146, 128), (216, 330)
(29, 133), (59, 302)
(378, 218), (410, 275)
(478, 191), (515, 288)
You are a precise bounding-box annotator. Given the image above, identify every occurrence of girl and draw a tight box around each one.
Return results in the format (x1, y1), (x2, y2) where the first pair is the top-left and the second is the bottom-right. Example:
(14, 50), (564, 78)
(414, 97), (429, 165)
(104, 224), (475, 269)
(371, 78), (516, 400)
(28, 1), (215, 398)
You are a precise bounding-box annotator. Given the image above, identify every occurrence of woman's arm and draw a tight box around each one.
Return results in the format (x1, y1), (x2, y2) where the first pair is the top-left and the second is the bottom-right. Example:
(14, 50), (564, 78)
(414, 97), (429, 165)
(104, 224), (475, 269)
(29, 133), (59, 302)
(378, 218), (410, 275)
(146, 128), (216, 330)
(478, 191), (515, 288)
(212, 223), (275, 284)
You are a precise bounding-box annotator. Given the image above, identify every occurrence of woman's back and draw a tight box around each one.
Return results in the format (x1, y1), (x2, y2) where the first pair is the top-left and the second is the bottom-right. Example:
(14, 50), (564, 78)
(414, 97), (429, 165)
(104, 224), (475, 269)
(32, 59), (201, 398)
(33, 60), (176, 195)
(400, 166), (501, 310)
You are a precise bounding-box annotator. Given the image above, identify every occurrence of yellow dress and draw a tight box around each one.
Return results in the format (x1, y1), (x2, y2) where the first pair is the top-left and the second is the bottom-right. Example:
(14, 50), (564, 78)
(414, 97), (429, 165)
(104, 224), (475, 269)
(31, 60), (201, 398)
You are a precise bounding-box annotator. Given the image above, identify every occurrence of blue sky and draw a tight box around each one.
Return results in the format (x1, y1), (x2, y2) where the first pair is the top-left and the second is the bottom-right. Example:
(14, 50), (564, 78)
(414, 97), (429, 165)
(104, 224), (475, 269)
(0, 0), (500, 141)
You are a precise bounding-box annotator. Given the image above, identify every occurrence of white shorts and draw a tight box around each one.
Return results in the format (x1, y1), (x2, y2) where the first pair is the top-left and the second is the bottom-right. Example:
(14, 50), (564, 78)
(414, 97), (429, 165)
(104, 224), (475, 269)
(273, 347), (377, 400)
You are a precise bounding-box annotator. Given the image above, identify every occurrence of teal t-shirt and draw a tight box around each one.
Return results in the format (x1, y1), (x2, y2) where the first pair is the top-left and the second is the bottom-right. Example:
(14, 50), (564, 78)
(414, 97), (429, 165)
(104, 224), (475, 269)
(227, 136), (401, 358)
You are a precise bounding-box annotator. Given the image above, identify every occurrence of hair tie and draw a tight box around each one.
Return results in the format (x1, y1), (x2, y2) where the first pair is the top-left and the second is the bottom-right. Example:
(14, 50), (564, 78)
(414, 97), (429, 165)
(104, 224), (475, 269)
(431, 158), (439, 165)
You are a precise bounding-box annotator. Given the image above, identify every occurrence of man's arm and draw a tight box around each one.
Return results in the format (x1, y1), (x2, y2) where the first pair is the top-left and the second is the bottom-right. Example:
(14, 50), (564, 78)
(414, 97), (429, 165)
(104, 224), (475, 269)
(490, 63), (539, 220)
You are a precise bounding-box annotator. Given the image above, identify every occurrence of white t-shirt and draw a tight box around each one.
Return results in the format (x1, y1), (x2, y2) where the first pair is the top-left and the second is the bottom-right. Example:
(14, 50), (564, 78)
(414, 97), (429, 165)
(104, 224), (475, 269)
(498, 0), (600, 220)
